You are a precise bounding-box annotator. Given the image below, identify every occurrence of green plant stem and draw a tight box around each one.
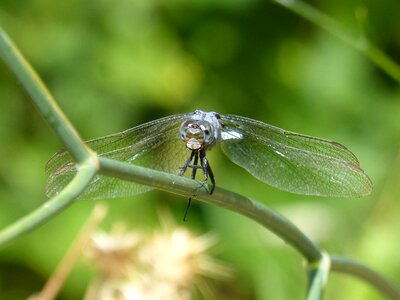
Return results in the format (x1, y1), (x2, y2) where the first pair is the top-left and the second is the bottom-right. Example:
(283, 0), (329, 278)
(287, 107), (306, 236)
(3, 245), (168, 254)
(331, 255), (400, 299)
(274, 0), (400, 83)
(98, 156), (322, 262)
(306, 252), (330, 300)
(98, 157), (400, 298)
(0, 27), (90, 162)
(0, 159), (97, 249)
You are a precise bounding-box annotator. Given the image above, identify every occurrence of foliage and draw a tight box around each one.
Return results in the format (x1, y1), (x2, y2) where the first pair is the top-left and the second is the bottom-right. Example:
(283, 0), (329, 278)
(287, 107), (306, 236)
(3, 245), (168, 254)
(1, 0), (400, 299)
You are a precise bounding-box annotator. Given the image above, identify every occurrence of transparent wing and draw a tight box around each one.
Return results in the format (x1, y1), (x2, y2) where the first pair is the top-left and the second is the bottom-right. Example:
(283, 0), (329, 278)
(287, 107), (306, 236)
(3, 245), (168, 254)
(45, 113), (192, 200)
(219, 114), (372, 197)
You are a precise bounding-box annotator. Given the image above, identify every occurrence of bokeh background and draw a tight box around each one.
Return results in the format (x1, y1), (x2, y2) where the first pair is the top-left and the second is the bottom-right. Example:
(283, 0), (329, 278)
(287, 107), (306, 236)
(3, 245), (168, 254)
(1, 0), (400, 299)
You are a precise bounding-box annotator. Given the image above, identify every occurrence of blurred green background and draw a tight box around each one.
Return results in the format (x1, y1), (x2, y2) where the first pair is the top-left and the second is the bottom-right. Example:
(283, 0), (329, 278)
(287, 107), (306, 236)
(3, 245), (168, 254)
(1, 0), (400, 299)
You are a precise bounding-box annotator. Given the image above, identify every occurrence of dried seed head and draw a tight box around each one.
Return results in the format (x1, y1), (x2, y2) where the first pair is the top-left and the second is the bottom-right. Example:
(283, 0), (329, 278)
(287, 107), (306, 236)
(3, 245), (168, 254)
(86, 227), (140, 278)
(85, 217), (232, 300)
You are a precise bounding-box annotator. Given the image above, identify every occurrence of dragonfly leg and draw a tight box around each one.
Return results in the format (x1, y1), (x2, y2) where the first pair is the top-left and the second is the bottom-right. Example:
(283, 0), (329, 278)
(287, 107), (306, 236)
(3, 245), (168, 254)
(191, 152), (199, 179)
(191, 152), (205, 194)
(183, 152), (199, 222)
(198, 150), (215, 195)
(206, 160), (215, 195)
(179, 151), (195, 176)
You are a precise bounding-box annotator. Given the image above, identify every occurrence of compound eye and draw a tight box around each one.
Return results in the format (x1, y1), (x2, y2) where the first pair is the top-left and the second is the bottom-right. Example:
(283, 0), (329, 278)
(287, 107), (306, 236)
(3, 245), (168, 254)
(199, 121), (214, 143)
(179, 119), (195, 140)
(181, 119), (194, 128)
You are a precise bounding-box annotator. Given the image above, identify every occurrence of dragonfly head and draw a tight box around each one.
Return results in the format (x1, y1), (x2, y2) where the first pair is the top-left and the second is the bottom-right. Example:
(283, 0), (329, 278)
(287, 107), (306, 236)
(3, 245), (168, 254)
(179, 119), (215, 151)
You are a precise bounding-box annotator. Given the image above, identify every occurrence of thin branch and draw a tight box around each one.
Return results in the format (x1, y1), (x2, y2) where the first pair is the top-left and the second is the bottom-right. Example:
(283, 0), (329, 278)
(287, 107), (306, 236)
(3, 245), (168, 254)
(97, 158), (400, 298)
(331, 255), (400, 300)
(0, 25), (99, 248)
(0, 27), (90, 162)
(306, 252), (331, 300)
(0, 159), (98, 248)
(98, 157), (323, 262)
(273, 0), (400, 83)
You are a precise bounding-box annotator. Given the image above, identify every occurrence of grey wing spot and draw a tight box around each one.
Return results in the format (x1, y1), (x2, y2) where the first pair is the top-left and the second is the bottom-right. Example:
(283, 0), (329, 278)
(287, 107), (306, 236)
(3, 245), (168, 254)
(221, 129), (243, 141)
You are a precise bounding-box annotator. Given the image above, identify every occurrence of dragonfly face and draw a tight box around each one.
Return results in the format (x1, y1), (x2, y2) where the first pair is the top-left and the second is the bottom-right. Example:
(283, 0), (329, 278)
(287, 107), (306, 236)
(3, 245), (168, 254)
(179, 110), (222, 152)
(179, 120), (210, 151)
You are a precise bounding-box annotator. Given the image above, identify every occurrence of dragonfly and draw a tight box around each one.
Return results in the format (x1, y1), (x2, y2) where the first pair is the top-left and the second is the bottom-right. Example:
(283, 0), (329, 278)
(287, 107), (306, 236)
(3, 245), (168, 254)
(46, 110), (372, 210)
